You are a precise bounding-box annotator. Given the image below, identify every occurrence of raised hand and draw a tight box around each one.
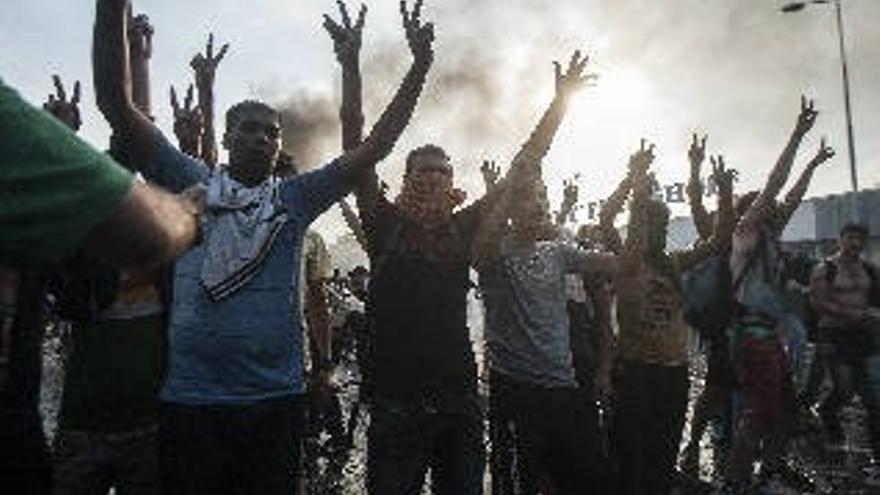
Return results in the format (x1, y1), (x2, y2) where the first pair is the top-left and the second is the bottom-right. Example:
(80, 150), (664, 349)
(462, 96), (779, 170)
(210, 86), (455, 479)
(809, 137), (835, 167)
(710, 155), (737, 194)
(480, 160), (501, 192)
(190, 33), (229, 90)
(628, 139), (656, 177)
(688, 133), (707, 167)
(43, 75), (82, 132)
(554, 50), (596, 101)
(128, 13), (154, 60)
(323, 1), (367, 66)
(795, 96), (819, 136)
(170, 84), (202, 156)
(400, 0), (434, 63)
(562, 176), (580, 209)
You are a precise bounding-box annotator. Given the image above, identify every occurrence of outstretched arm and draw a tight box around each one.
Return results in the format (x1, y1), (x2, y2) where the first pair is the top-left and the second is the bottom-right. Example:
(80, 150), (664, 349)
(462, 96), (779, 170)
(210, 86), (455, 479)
(675, 156), (736, 271)
(618, 141), (655, 273)
(191, 33), (229, 169)
(739, 96), (818, 232)
(325, 1), (376, 235)
(93, 0), (157, 165)
(599, 142), (652, 255)
(686, 133), (712, 241)
(774, 138), (835, 233)
(334, 0), (433, 196)
(128, 13), (154, 117)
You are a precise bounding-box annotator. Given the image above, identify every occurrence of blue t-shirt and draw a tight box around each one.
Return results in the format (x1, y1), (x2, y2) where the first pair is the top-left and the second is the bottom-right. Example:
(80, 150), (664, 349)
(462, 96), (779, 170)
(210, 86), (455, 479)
(141, 130), (349, 404)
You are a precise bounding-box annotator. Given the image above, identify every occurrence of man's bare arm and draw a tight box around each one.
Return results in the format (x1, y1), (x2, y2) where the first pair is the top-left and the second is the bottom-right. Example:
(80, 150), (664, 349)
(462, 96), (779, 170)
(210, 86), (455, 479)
(191, 33), (229, 169)
(325, 1), (378, 233)
(128, 13), (154, 117)
(619, 142), (655, 274)
(599, 142), (653, 255)
(739, 96), (818, 232)
(81, 181), (198, 268)
(676, 156), (736, 271)
(774, 138), (835, 232)
(94, 0), (158, 166)
(686, 133), (712, 241)
(334, 0), (433, 185)
(586, 275), (614, 403)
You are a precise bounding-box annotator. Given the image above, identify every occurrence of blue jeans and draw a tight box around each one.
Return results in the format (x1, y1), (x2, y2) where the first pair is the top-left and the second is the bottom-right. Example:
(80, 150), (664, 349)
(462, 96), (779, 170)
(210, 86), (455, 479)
(53, 425), (159, 495)
(367, 395), (485, 495)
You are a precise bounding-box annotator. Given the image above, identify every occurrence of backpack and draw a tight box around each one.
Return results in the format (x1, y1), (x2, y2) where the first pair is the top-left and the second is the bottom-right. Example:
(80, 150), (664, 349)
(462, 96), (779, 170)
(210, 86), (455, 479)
(683, 250), (734, 339)
(683, 243), (763, 339)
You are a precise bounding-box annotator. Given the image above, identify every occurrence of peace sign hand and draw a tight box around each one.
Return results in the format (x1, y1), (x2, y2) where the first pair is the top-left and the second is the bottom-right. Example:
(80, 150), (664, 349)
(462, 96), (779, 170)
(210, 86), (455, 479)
(190, 33), (230, 90)
(43, 75), (82, 132)
(400, 0), (434, 64)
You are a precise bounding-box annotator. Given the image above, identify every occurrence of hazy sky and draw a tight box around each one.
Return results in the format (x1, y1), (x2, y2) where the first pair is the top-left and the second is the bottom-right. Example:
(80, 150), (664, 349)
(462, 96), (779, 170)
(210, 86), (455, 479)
(2, 0), (878, 241)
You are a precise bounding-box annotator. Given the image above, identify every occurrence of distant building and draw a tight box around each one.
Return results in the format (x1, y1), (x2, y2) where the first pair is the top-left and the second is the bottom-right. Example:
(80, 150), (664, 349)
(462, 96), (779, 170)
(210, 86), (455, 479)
(665, 188), (880, 262)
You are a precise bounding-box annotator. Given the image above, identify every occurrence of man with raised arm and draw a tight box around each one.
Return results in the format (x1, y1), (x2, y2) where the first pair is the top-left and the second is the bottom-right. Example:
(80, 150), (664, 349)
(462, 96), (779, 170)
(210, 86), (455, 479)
(93, 0), (432, 492)
(599, 141), (735, 495)
(325, 2), (495, 492)
(469, 52), (611, 494)
(721, 97), (835, 494)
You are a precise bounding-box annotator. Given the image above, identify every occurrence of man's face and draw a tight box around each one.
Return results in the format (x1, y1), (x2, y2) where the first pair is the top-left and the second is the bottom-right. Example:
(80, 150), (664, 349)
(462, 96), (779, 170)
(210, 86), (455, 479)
(224, 107), (281, 183)
(408, 154), (453, 191)
(840, 232), (866, 259)
(511, 181), (554, 241)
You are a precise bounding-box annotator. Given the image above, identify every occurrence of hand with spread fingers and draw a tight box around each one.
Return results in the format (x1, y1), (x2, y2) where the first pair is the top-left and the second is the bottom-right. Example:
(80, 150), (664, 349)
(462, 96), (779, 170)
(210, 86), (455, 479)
(170, 84), (202, 157)
(400, 0), (434, 64)
(480, 160), (501, 192)
(323, 0), (367, 67)
(43, 75), (82, 132)
(554, 50), (597, 102)
(190, 33), (229, 91)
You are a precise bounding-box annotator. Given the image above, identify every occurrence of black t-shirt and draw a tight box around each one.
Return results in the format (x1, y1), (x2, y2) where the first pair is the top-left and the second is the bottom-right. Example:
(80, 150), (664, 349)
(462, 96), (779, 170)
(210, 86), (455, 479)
(364, 197), (480, 400)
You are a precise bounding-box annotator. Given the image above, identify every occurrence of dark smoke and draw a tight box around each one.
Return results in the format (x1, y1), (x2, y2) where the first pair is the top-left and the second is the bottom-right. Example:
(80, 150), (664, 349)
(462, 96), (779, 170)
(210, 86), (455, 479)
(275, 90), (339, 171)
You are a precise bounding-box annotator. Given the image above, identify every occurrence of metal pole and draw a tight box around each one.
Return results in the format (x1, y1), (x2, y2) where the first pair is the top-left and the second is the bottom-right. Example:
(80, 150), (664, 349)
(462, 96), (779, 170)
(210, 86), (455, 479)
(834, 0), (861, 220)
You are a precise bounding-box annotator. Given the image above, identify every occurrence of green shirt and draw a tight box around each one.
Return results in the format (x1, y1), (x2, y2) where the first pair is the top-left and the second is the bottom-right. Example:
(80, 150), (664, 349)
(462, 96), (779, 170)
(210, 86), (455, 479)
(0, 80), (133, 263)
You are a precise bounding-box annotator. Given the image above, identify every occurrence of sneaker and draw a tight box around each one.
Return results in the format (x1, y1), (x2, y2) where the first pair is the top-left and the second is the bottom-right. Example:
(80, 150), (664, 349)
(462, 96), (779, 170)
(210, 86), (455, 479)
(861, 463), (880, 487)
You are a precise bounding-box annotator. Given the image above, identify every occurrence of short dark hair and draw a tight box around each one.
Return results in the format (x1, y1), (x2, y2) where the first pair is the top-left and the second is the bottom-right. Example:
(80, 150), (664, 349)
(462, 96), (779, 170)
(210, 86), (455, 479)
(840, 222), (869, 238)
(405, 144), (450, 174)
(225, 100), (280, 131)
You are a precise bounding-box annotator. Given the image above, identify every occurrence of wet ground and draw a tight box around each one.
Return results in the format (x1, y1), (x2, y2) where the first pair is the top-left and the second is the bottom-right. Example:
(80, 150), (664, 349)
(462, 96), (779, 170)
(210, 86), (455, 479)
(39, 326), (880, 494)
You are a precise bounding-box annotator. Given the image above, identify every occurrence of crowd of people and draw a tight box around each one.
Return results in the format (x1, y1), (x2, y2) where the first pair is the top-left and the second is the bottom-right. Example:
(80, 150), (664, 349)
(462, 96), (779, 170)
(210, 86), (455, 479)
(2, 1), (880, 494)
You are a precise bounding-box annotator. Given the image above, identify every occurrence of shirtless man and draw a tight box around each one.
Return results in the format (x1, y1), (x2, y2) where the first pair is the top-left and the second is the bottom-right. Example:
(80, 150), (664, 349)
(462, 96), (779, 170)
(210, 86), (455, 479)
(811, 223), (880, 485)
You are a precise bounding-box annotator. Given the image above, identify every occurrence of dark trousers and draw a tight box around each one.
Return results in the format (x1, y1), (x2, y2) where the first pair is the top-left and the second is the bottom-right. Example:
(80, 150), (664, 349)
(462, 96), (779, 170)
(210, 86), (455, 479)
(367, 394), (485, 495)
(53, 425), (159, 495)
(613, 360), (689, 495)
(0, 408), (52, 495)
(820, 328), (880, 457)
(489, 370), (600, 495)
(159, 395), (305, 495)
